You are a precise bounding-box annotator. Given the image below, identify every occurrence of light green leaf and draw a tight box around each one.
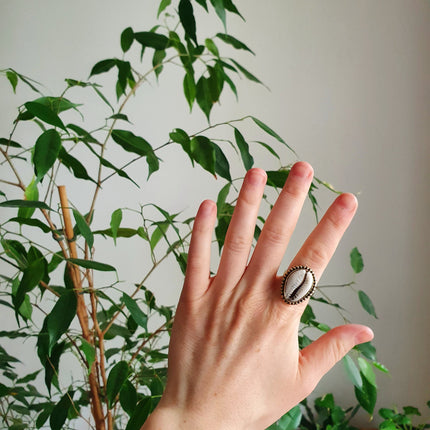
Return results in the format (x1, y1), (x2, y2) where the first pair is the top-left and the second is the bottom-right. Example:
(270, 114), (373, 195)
(17, 178), (39, 219)
(24, 101), (67, 131)
(267, 405), (302, 430)
(205, 38), (219, 56)
(373, 361), (389, 374)
(33, 129), (62, 181)
(358, 290), (377, 318)
(67, 258), (116, 272)
(150, 222), (169, 252)
(81, 339), (96, 374)
(342, 355), (362, 388)
(358, 357), (377, 387)
(106, 361), (129, 407)
(110, 209), (123, 245)
(210, 0), (226, 29)
(251, 116), (296, 153)
(122, 293), (148, 331)
(45, 291), (77, 354)
(254, 141), (281, 160)
(6, 70), (18, 93)
(234, 128), (254, 170)
(73, 209), (94, 250)
(350, 247), (364, 273)
(157, 0), (172, 17)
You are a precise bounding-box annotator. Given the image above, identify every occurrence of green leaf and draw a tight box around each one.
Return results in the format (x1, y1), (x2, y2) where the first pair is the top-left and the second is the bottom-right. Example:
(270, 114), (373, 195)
(354, 376), (377, 414)
(6, 70), (18, 93)
(125, 397), (153, 430)
(195, 0), (208, 11)
(251, 116), (296, 153)
(33, 129), (62, 181)
(122, 293), (148, 331)
(342, 355), (362, 388)
(17, 178), (39, 219)
(32, 96), (82, 114)
(355, 341), (376, 361)
(0, 137), (22, 148)
(89, 58), (117, 77)
(358, 290), (377, 318)
(121, 27), (134, 52)
(190, 136), (216, 175)
(106, 361), (129, 407)
(216, 33), (254, 54)
(183, 72), (196, 110)
(153, 49), (167, 78)
(205, 38), (219, 56)
(254, 140), (281, 160)
(170, 128), (192, 161)
(213, 143), (231, 181)
(267, 405), (302, 430)
(67, 258), (116, 272)
(150, 222), (169, 252)
(234, 128), (254, 170)
(49, 391), (73, 430)
(179, 0), (197, 45)
(120, 380), (137, 416)
(0, 199), (51, 210)
(94, 227), (138, 239)
(111, 129), (159, 178)
(66, 123), (98, 143)
(266, 170), (289, 188)
(14, 259), (46, 310)
(58, 147), (96, 183)
(373, 361), (389, 373)
(110, 209), (123, 245)
(210, 0), (227, 29)
(81, 339), (96, 374)
(350, 247), (364, 273)
(157, 0), (172, 17)
(45, 291), (77, 354)
(358, 357), (377, 387)
(73, 209), (94, 250)
(1, 239), (27, 269)
(24, 102), (67, 131)
(134, 32), (169, 50)
(18, 294), (32, 321)
(403, 406), (421, 416)
(230, 58), (262, 84)
(196, 76), (213, 120)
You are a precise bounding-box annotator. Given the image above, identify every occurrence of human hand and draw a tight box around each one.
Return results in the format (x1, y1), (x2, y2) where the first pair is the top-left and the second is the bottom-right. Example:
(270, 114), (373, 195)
(143, 162), (374, 430)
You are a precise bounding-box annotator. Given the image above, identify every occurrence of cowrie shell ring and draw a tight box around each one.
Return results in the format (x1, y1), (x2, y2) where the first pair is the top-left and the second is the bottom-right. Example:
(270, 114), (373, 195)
(281, 265), (316, 305)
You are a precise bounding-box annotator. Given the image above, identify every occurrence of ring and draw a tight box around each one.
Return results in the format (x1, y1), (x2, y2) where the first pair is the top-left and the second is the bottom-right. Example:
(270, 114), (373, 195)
(281, 265), (316, 305)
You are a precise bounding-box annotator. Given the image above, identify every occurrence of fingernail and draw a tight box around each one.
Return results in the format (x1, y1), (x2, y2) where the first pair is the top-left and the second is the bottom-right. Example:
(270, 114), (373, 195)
(247, 168), (267, 186)
(291, 161), (313, 179)
(337, 193), (358, 211)
(199, 200), (216, 216)
(355, 326), (374, 344)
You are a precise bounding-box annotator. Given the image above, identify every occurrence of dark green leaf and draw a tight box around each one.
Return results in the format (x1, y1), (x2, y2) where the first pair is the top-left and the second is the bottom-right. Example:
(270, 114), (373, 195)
(94, 227), (138, 239)
(36, 405), (54, 429)
(213, 143), (231, 181)
(14, 259), (46, 310)
(170, 128), (192, 161)
(111, 129), (159, 178)
(195, 0), (208, 11)
(358, 357), (377, 387)
(355, 341), (377, 361)
(251, 116), (296, 153)
(157, 0), (172, 17)
(234, 128), (254, 170)
(216, 33), (254, 54)
(196, 76), (213, 120)
(342, 355), (362, 388)
(67, 258), (116, 272)
(354, 376), (377, 414)
(190, 136), (216, 175)
(266, 170), (289, 188)
(24, 102), (67, 131)
(254, 141), (280, 160)
(66, 123), (98, 143)
(179, 0), (197, 45)
(120, 380), (137, 416)
(110, 209), (122, 245)
(230, 59), (262, 84)
(150, 222), (169, 252)
(59, 147), (97, 183)
(134, 32), (169, 50)
(403, 406), (421, 416)
(16, 369), (41, 384)
(1, 239), (27, 269)
(267, 405), (302, 430)
(210, 0), (227, 29)
(73, 209), (94, 250)
(358, 290), (377, 318)
(222, 0), (244, 19)
(0, 199), (51, 210)
(121, 27), (134, 52)
(153, 49), (167, 78)
(109, 113), (131, 122)
(350, 247), (364, 273)
(183, 72), (196, 110)
(31, 96), (82, 114)
(125, 397), (153, 430)
(6, 70), (18, 93)
(33, 129), (62, 181)
(122, 293), (148, 331)
(50, 391), (73, 430)
(90, 59), (117, 77)
(45, 291), (77, 354)
(207, 64), (224, 103)
(106, 361), (129, 407)
(48, 252), (63, 273)
(0, 137), (22, 148)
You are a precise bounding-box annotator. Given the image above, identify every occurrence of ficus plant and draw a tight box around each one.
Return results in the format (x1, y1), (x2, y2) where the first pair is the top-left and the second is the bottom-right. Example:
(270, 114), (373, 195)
(0, 1), (383, 429)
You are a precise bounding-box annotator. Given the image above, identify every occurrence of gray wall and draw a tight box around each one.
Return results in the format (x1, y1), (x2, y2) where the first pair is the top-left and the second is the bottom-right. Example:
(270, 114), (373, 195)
(1, 1), (429, 426)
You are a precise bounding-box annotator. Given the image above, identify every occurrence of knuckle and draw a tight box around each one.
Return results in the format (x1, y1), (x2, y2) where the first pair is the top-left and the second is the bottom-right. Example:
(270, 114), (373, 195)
(262, 224), (288, 247)
(305, 245), (329, 267)
(225, 234), (250, 255)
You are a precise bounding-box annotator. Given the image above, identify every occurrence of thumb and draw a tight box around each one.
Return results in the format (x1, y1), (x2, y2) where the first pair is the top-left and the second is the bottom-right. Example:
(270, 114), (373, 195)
(298, 324), (374, 393)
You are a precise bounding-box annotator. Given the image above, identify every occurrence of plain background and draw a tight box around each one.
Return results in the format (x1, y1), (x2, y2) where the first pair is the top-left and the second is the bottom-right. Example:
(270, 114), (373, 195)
(1, 0), (429, 427)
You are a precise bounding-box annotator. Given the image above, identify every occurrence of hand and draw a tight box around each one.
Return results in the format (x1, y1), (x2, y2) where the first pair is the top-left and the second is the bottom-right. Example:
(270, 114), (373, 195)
(143, 162), (374, 430)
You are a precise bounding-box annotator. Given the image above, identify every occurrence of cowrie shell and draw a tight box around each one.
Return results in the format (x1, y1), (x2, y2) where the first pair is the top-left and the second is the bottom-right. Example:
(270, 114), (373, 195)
(281, 265), (316, 305)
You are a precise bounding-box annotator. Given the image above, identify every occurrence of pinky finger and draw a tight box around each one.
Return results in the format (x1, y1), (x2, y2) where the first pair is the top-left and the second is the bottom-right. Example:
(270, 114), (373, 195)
(183, 200), (217, 300)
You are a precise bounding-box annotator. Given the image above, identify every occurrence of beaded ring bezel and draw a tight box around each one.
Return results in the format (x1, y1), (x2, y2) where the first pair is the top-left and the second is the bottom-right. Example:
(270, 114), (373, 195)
(281, 265), (316, 305)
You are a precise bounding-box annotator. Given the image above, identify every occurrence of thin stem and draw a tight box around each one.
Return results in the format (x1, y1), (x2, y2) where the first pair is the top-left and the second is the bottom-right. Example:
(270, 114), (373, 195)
(0, 146), (26, 191)
(0, 179), (22, 188)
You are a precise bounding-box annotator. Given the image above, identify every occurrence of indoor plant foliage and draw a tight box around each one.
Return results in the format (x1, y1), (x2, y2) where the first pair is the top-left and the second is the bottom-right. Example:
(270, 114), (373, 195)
(0, 1), (381, 429)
